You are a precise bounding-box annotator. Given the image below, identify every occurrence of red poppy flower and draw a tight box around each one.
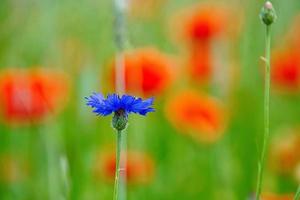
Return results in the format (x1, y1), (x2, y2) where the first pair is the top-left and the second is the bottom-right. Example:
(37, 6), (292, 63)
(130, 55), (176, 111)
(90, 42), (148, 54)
(176, 4), (230, 44)
(272, 50), (300, 92)
(165, 90), (226, 143)
(0, 68), (69, 124)
(95, 151), (155, 184)
(111, 48), (175, 97)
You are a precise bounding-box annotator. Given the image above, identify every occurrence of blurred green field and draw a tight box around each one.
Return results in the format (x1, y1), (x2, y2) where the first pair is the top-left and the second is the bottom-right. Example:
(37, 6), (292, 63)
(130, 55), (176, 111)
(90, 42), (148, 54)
(0, 0), (300, 199)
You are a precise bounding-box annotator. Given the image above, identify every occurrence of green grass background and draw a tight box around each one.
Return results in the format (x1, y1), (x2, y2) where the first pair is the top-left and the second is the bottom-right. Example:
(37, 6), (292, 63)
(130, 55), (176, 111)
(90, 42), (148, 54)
(0, 0), (300, 199)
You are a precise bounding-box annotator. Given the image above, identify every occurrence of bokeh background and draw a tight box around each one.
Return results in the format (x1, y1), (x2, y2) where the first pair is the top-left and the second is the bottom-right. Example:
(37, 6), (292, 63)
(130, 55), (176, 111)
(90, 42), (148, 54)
(0, 0), (300, 199)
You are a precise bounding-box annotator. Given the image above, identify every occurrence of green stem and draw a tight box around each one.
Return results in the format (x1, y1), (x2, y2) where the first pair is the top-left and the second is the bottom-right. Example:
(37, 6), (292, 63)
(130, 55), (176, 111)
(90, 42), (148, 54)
(113, 131), (122, 200)
(255, 25), (271, 200)
(294, 185), (300, 200)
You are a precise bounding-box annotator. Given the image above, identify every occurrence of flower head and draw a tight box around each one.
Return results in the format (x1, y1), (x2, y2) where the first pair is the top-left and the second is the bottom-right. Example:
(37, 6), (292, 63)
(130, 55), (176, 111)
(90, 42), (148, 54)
(110, 48), (175, 97)
(165, 90), (226, 143)
(174, 4), (230, 44)
(260, 1), (277, 26)
(86, 93), (154, 116)
(0, 68), (69, 124)
(272, 50), (300, 92)
(85, 93), (154, 130)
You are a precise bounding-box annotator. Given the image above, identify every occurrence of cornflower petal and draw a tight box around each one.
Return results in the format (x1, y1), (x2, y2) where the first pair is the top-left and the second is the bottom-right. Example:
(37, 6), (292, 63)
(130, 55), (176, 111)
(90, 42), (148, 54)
(129, 97), (155, 115)
(85, 93), (112, 116)
(85, 93), (104, 108)
(85, 93), (154, 117)
(120, 95), (136, 111)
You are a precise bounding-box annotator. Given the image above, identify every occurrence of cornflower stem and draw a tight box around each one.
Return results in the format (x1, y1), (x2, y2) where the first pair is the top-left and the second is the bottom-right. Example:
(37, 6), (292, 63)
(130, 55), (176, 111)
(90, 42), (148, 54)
(294, 185), (300, 200)
(113, 130), (122, 200)
(255, 25), (271, 200)
(113, 0), (127, 199)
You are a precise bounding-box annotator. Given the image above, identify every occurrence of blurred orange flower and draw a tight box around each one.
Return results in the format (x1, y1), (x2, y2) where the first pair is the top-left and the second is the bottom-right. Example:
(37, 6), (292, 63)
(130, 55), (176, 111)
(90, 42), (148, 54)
(261, 193), (293, 200)
(165, 90), (226, 143)
(95, 151), (155, 184)
(272, 50), (300, 92)
(173, 4), (241, 85)
(270, 129), (300, 174)
(0, 68), (69, 124)
(111, 48), (175, 97)
(176, 4), (230, 44)
(187, 44), (212, 84)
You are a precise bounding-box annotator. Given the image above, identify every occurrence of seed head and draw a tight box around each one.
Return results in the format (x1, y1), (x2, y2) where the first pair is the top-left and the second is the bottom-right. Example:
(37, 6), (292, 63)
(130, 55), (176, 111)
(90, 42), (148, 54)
(260, 1), (277, 26)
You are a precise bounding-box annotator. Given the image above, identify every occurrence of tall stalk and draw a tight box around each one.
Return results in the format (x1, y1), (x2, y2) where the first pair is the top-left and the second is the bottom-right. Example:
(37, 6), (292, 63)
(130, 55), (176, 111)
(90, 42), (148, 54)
(255, 25), (271, 200)
(113, 131), (122, 200)
(113, 0), (127, 200)
(255, 2), (276, 200)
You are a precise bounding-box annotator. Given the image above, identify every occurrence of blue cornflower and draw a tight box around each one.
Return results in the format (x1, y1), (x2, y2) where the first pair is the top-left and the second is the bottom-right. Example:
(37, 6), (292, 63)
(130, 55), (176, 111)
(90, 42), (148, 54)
(85, 93), (154, 130)
(85, 93), (154, 116)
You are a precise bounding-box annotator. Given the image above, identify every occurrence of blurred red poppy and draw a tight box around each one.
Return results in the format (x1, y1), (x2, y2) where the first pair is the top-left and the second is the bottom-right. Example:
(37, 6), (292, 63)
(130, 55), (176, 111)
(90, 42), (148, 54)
(270, 128), (300, 174)
(272, 50), (300, 92)
(261, 193), (293, 200)
(165, 90), (226, 143)
(176, 4), (230, 45)
(111, 48), (175, 97)
(0, 68), (69, 124)
(95, 151), (155, 184)
(187, 44), (212, 84)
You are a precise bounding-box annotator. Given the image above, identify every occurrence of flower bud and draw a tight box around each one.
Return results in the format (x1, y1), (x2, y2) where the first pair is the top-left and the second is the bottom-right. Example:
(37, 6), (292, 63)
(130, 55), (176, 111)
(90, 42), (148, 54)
(260, 1), (277, 26)
(112, 109), (128, 131)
